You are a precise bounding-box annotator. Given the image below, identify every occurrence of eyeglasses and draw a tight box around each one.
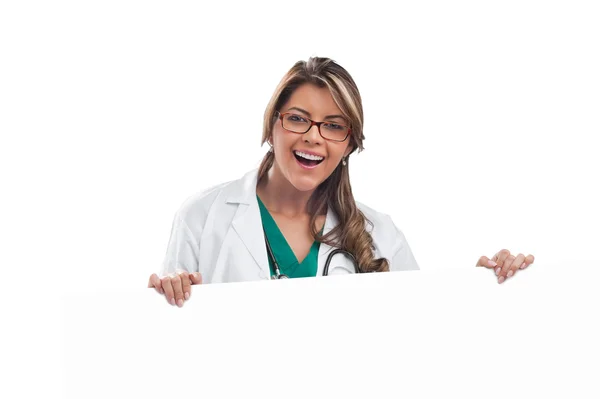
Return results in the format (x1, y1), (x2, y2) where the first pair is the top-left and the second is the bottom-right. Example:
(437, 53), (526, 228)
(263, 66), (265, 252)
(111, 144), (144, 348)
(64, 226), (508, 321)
(275, 111), (351, 142)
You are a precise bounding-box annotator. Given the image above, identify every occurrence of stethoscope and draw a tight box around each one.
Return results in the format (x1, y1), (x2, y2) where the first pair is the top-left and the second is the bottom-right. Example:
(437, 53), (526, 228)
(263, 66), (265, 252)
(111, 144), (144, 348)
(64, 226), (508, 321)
(263, 227), (360, 278)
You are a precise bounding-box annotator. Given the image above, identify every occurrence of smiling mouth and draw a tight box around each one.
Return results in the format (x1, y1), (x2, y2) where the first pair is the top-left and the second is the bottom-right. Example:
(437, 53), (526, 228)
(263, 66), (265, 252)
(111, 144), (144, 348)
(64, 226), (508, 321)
(293, 150), (325, 167)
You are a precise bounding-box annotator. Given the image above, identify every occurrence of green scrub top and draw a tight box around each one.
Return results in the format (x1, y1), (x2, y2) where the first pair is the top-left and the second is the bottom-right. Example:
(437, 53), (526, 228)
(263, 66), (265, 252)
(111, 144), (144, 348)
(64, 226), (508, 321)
(257, 195), (322, 278)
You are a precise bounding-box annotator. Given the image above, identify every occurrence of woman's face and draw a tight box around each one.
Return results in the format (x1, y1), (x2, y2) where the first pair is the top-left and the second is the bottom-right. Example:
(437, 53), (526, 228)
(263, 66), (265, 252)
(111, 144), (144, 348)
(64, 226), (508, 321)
(270, 83), (354, 192)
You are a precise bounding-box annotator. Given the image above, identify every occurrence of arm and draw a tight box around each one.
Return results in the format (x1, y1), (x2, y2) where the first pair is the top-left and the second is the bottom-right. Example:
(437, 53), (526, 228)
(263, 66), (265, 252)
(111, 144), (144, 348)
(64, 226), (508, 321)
(160, 212), (200, 277)
(389, 221), (420, 272)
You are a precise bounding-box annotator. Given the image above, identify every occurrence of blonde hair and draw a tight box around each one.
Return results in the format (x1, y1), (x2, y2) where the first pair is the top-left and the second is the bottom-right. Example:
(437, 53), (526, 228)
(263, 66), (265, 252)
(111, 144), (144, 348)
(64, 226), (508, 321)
(258, 57), (389, 273)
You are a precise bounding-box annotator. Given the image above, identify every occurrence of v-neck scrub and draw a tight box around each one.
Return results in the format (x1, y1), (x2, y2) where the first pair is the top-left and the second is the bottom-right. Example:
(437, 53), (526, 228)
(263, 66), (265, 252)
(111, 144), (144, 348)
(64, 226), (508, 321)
(257, 195), (321, 278)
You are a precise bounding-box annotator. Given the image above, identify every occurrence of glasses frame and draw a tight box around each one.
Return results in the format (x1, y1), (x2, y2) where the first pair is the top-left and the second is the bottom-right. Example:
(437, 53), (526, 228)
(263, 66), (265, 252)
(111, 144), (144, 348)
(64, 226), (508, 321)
(275, 111), (352, 142)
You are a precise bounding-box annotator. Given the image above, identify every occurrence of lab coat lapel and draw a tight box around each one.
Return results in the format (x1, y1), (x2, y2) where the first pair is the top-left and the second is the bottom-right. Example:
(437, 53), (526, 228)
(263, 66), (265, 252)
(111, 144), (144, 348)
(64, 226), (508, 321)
(316, 206), (340, 277)
(317, 207), (358, 276)
(228, 169), (271, 279)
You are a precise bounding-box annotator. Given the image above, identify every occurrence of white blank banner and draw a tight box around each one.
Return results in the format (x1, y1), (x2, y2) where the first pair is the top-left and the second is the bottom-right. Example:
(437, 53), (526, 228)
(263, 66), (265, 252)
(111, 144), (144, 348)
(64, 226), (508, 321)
(62, 261), (600, 399)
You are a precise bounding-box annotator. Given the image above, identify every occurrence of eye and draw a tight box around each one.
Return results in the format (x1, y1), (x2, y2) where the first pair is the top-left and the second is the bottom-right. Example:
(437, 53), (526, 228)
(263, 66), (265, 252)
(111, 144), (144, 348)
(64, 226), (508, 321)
(287, 114), (307, 123)
(323, 122), (345, 130)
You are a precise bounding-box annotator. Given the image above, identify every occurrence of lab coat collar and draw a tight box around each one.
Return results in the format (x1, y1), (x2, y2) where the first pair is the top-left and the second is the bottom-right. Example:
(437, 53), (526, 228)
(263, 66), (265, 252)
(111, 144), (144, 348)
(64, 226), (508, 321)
(225, 168), (260, 205)
(227, 169), (270, 277)
(226, 168), (341, 279)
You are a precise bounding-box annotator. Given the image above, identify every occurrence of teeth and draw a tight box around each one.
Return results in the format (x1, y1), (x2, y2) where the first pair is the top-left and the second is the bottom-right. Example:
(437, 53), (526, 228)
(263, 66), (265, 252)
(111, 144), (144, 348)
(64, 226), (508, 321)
(294, 151), (324, 161)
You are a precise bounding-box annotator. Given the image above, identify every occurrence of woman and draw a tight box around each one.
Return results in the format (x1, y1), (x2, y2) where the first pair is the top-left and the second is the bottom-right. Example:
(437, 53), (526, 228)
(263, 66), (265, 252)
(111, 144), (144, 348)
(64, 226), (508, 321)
(148, 57), (534, 307)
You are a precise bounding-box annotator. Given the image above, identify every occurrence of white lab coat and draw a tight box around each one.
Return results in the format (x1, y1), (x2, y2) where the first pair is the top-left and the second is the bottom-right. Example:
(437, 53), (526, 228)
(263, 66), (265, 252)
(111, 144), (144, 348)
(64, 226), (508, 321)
(160, 168), (419, 283)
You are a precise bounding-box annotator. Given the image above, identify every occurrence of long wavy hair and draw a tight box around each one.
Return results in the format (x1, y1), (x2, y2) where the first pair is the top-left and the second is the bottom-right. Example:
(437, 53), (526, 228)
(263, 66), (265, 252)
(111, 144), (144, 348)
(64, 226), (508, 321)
(258, 57), (389, 273)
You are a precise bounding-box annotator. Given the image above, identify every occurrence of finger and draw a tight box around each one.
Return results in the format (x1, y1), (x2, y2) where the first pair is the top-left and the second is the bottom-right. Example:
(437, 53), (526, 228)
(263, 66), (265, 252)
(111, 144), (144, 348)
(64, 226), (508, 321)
(476, 256), (498, 269)
(179, 271), (192, 301)
(186, 272), (203, 301)
(521, 254), (535, 269)
(498, 254), (515, 282)
(493, 249), (511, 277)
(171, 274), (185, 308)
(506, 253), (525, 279)
(189, 272), (203, 285)
(161, 277), (176, 306)
(148, 274), (164, 295)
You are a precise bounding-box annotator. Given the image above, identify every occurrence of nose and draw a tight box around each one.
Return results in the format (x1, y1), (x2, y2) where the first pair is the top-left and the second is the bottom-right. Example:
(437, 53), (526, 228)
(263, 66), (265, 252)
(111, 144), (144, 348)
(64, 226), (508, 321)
(303, 124), (324, 145)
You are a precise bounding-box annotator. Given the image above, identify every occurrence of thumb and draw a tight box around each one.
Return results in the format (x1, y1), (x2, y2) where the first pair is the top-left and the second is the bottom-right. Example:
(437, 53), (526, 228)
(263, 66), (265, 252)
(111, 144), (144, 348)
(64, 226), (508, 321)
(189, 272), (203, 285)
(476, 255), (497, 269)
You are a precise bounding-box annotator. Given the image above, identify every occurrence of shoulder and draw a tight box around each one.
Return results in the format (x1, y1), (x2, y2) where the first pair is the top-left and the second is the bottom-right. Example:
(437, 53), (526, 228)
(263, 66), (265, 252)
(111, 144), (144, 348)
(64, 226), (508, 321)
(355, 201), (396, 233)
(175, 181), (231, 223)
(173, 169), (256, 229)
(355, 201), (414, 264)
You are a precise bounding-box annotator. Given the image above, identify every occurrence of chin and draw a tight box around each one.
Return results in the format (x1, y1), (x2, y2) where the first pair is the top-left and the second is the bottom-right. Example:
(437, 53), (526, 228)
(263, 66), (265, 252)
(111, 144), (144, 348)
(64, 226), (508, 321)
(288, 175), (321, 192)
(276, 157), (332, 192)
(286, 171), (326, 192)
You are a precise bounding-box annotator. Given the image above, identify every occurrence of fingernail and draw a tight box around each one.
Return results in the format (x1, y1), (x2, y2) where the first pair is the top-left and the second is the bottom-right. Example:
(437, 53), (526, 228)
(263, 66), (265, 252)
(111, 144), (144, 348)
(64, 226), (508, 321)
(177, 299), (184, 307)
(170, 298), (176, 306)
(488, 260), (497, 267)
(507, 270), (514, 278)
(498, 276), (505, 284)
(495, 267), (501, 276)
(185, 292), (190, 300)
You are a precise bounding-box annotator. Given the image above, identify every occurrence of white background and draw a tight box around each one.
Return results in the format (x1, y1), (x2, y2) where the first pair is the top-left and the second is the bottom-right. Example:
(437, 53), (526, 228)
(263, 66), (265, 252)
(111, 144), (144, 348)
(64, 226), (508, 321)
(1, 0), (598, 398)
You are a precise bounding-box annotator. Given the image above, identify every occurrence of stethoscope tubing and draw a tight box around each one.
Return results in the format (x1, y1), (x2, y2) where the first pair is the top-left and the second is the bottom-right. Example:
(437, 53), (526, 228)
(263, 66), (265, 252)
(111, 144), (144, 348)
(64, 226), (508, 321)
(322, 248), (359, 275)
(263, 228), (360, 278)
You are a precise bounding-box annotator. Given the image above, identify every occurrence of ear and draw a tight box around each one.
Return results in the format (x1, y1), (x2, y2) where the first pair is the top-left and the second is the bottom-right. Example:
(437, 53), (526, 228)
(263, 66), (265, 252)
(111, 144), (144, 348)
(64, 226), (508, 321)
(343, 142), (355, 158)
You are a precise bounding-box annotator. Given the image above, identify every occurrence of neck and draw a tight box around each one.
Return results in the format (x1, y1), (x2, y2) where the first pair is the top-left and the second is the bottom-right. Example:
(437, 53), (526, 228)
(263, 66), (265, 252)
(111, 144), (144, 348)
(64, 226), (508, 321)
(257, 164), (314, 218)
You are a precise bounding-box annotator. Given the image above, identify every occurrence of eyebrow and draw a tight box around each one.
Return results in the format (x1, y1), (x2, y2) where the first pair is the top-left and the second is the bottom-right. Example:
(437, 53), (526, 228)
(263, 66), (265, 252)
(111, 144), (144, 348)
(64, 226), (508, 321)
(286, 106), (347, 122)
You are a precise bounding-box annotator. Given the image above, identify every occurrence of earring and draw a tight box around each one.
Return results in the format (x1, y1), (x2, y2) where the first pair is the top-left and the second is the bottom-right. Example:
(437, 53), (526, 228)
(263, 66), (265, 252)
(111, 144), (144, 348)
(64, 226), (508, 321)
(342, 157), (347, 166)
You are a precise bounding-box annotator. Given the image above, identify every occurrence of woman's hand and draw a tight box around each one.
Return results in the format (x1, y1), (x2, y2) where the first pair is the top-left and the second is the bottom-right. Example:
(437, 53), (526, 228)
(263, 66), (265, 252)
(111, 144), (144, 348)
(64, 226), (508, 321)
(147, 271), (203, 307)
(477, 249), (535, 284)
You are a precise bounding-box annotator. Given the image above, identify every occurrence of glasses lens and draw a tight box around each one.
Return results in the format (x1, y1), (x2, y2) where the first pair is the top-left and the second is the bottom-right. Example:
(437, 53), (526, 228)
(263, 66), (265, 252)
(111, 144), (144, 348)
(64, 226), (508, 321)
(320, 122), (349, 141)
(282, 113), (310, 133)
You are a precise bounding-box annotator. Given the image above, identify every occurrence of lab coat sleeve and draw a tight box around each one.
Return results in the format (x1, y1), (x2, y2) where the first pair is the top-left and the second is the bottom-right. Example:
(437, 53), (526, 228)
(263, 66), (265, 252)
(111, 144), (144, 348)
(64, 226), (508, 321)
(388, 218), (420, 272)
(159, 212), (200, 276)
